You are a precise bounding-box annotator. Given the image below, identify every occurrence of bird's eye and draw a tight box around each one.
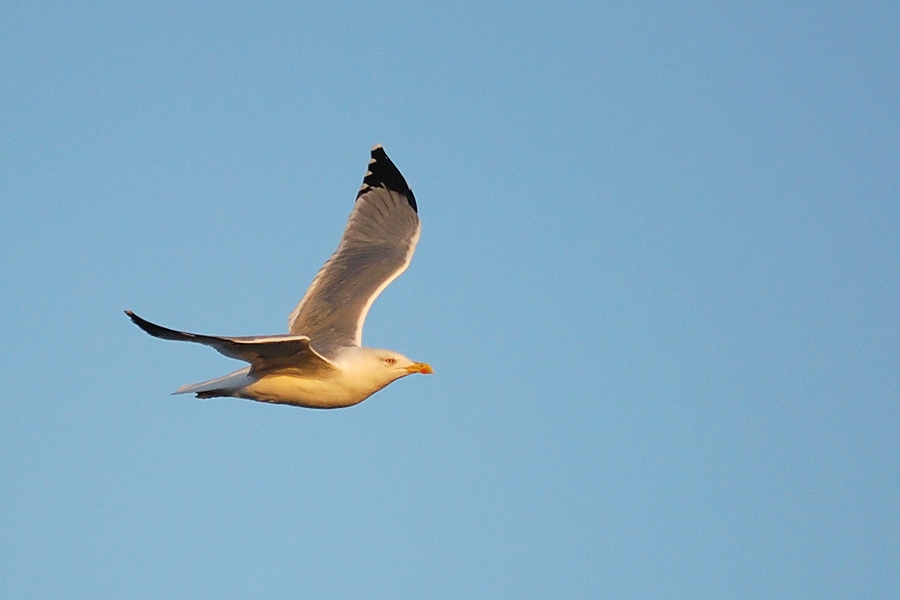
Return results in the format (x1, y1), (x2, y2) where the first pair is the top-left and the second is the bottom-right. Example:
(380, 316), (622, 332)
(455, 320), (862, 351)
(384, 357), (396, 366)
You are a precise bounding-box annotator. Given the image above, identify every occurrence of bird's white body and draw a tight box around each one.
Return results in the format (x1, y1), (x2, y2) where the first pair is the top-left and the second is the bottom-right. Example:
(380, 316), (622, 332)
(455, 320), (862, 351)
(179, 347), (430, 409)
(243, 372), (367, 408)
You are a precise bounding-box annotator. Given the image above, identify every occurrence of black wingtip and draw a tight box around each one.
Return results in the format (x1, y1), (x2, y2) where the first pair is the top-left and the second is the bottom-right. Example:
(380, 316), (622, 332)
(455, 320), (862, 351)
(125, 310), (166, 338)
(125, 309), (151, 333)
(357, 145), (417, 212)
(125, 309), (199, 343)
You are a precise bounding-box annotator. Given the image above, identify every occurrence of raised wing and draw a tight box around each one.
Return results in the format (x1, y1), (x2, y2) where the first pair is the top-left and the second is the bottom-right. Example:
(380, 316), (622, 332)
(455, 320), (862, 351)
(126, 310), (336, 376)
(287, 145), (420, 354)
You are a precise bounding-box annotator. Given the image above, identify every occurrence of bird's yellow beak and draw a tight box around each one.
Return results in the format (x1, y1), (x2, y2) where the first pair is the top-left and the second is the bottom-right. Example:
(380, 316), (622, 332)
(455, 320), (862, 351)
(406, 362), (434, 375)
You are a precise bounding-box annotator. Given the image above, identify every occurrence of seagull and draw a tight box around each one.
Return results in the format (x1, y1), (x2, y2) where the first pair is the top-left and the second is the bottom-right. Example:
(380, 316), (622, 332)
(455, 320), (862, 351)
(126, 145), (433, 409)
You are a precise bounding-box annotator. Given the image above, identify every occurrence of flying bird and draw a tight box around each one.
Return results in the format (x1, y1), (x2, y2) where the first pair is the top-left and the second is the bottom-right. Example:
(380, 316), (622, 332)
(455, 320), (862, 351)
(126, 145), (432, 409)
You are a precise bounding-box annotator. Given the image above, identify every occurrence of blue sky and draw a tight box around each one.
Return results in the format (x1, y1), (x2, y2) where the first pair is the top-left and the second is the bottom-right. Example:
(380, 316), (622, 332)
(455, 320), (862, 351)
(1, 2), (898, 598)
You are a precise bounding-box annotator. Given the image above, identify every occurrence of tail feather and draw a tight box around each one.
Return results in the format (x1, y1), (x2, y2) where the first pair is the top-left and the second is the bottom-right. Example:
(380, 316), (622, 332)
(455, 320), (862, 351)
(174, 367), (253, 398)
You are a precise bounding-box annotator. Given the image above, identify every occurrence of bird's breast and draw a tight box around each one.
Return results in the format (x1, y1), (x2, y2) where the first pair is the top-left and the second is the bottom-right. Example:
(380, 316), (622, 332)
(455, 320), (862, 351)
(237, 372), (376, 409)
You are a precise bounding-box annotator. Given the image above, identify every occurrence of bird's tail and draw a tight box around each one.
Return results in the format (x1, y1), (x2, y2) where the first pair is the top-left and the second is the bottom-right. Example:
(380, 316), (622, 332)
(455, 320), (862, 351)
(174, 367), (253, 399)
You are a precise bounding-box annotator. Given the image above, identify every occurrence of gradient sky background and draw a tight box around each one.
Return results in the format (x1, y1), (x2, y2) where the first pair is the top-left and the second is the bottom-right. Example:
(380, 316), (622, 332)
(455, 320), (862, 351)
(1, 2), (898, 598)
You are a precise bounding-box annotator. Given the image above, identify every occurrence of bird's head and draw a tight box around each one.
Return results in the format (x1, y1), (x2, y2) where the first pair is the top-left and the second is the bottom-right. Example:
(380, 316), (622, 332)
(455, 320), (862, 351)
(371, 349), (434, 381)
(335, 346), (433, 393)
